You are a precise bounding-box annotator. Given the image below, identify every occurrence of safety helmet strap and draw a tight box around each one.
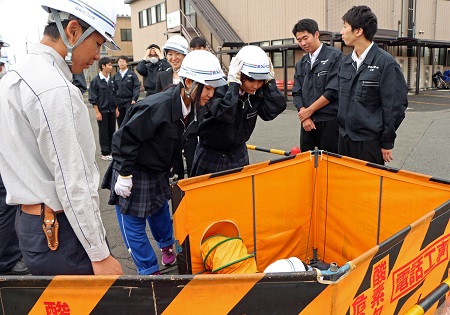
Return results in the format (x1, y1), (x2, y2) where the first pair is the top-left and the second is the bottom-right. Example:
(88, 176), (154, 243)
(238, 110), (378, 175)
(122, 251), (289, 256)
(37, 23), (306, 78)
(51, 8), (95, 66)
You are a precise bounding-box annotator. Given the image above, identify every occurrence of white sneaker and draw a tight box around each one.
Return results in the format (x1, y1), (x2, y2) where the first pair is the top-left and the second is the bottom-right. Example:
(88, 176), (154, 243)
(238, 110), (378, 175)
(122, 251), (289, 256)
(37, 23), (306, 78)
(101, 155), (112, 161)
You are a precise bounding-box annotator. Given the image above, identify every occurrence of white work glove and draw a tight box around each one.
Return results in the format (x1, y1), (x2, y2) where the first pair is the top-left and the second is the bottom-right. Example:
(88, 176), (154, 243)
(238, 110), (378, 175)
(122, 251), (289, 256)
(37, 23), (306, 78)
(268, 56), (274, 78)
(228, 56), (244, 85)
(115, 175), (133, 198)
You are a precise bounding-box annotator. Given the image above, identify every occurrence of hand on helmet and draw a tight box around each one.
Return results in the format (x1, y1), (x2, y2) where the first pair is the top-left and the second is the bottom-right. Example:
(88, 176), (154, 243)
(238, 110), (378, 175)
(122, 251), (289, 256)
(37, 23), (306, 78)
(228, 56), (244, 85)
(268, 56), (274, 78)
(115, 175), (133, 198)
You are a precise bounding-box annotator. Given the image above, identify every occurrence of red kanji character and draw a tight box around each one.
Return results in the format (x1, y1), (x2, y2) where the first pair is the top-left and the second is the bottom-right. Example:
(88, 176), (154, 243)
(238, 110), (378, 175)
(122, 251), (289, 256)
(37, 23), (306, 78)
(423, 248), (436, 273)
(352, 294), (367, 315)
(44, 301), (57, 315)
(372, 261), (387, 287)
(436, 240), (449, 264)
(409, 258), (424, 285)
(373, 306), (384, 315)
(394, 267), (410, 294)
(371, 284), (385, 309)
(55, 301), (70, 315)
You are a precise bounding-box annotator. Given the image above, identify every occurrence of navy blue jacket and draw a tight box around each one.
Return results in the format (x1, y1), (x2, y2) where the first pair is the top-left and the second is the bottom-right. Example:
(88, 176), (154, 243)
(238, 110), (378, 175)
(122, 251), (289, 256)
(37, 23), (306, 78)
(88, 74), (116, 112)
(136, 59), (170, 94)
(337, 44), (408, 149)
(292, 43), (343, 122)
(112, 69), (140, 106)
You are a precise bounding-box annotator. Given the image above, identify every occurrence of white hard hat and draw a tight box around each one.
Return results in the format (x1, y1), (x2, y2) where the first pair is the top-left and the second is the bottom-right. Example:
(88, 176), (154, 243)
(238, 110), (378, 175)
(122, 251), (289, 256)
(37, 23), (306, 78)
(263, 257), (307, 273)
(0, 54), (9, 65)
(178, 50), (227, 88)
(0, 35), (10, 48)
(41, 0), (119, 52)
(236, 45), (273, 80)
(163, 35), (189, 55)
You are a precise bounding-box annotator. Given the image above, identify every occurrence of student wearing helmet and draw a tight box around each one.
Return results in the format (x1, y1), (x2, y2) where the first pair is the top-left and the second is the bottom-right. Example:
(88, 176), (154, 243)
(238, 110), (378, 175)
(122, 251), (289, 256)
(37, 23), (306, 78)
(0, 1), (123, 275)
(155, 35), (189, 93)
(156, 35), (196, 181)
(104, 50), (227, 275)
(191, 45), (287, 176)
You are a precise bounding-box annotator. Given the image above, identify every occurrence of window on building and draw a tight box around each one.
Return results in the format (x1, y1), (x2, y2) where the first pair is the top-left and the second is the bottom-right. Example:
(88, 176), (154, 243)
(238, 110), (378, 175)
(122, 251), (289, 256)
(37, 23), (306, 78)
(139, 3), (166, 28)
(139, 10), (148, 28)
(121, 29), (132, 41)
(157, 3), (166, 22)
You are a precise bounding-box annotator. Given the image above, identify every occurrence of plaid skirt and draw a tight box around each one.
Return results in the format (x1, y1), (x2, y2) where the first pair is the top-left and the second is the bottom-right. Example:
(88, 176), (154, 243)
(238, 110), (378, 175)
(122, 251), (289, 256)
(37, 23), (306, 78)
(190, 142), (249, 176)
(107, 167), (171, 218)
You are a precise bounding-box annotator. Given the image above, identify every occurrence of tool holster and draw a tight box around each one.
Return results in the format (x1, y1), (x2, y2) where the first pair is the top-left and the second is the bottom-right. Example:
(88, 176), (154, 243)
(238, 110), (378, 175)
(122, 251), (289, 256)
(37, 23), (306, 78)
(40, 204), (60, 251)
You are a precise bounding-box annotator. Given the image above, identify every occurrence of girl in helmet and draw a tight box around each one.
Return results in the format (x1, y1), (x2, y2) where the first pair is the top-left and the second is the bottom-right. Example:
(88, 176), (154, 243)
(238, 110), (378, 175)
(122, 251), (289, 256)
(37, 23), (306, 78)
(104, 50), (227, 275)
(191, 45), (287, 176)
(155, 35), (194, 181)
(155, 35), (189, 93)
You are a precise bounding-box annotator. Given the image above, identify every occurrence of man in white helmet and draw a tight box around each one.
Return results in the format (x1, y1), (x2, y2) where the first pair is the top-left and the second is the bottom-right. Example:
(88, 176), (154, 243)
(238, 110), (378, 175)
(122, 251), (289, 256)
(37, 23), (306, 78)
(103, 50), (227, 275)
(191, 45), (287, 176)
(0, 1), (123, 275)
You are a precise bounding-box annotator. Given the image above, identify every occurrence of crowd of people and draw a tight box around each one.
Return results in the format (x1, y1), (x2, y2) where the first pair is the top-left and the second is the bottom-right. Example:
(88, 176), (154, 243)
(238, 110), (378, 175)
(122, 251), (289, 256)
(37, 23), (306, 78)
(0, 1), (408, 277)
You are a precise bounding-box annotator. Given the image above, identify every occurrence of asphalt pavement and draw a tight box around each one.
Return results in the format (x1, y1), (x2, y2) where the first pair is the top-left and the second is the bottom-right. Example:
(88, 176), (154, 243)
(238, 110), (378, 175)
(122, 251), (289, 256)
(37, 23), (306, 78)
(88, 89), (450, 275)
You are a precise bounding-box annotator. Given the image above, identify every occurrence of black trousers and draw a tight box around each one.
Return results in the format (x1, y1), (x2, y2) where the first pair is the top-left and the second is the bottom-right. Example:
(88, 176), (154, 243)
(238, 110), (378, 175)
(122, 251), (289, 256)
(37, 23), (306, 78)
(338, 134), (384, 165)
(300, 119), (339, 153)
(0, 175), (20, 273)
(117, 102), (132, 128)
(97, 111), (116, 156)
(172, 134), (198, 180)
(15, 210), (93, 275)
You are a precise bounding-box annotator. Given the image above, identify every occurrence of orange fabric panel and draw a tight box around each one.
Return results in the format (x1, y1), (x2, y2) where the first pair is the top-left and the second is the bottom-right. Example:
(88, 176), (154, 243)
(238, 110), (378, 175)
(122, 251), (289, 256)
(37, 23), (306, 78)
(162, 273), (264, 314)
(28, 276), (118, 315)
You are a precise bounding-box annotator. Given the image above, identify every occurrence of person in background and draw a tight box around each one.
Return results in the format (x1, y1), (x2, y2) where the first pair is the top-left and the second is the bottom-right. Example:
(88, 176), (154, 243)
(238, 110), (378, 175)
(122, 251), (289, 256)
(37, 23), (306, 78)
(136, 44), (170, 96)
(189, 36), (207, 51)
(113, 55), (140, 127)
(0, 36), (29, 276)
(191, 45), (287, 176)
(105, 50), (227, 275)
(89, 56), (119, 161)
(72, 72), (87, 95)
(292, 18), (343, 153)
(338, 5), (408, 165)
(155, 35), (192, 180)
(0, 0), (123, 275)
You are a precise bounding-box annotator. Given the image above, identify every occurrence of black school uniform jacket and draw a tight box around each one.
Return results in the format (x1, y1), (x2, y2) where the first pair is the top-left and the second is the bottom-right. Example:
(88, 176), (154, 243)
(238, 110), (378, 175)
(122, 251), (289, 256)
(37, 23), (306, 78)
(88, 74), (116, 112)
(337, 44), (408, 149)
(112, 70), (140, 105)
(112, 84), (197, 176)
(292, 43), (343, 122)
(198, 80), (287, 151)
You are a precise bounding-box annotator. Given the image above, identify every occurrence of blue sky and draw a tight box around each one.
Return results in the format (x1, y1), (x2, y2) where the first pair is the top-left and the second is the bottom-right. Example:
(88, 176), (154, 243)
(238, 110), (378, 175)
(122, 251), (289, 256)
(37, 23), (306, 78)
(0, 0), (131, 64)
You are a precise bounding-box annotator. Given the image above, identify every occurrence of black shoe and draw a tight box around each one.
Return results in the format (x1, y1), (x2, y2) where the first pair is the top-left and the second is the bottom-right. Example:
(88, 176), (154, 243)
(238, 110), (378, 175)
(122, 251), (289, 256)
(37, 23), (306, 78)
(1, 258), (30, 275)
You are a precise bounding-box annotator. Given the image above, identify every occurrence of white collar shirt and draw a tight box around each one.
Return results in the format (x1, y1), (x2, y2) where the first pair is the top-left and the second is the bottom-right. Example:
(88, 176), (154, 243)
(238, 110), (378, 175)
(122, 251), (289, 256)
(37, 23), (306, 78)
(119, 68), (128, 78)
(310, 43), (323, 69)
(0, 43), (109, 261)
(99, 71), (109, 83)
(352, 42), (374, 70)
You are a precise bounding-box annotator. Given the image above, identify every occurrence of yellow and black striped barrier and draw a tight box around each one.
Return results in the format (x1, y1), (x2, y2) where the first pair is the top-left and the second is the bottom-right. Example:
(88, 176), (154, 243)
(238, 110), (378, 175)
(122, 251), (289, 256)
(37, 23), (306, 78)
(403, 277), (450, 315)
(246, 144), (300, 156)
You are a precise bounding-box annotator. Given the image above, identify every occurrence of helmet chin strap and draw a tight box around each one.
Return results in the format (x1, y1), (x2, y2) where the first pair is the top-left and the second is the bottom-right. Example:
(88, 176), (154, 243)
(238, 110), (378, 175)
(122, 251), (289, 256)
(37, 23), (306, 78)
(50, 9), (95, 66)
(181, 79), (197, 103)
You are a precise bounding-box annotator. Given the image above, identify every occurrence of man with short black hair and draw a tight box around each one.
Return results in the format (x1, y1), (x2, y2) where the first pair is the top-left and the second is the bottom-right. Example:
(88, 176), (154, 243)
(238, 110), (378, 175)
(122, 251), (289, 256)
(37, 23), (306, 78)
(338, 6), (408, 164)
(136, 44), (170, 96)
(89, 56), (118, 161)
(189, 36), (207, 51)
(292, 19), (342, 153)
(112, 55), (140, 126)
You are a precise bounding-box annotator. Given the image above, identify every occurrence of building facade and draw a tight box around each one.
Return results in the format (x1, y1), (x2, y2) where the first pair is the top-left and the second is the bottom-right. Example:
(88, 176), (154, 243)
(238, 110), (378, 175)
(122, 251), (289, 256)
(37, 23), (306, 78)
(124, 0), (450, 92)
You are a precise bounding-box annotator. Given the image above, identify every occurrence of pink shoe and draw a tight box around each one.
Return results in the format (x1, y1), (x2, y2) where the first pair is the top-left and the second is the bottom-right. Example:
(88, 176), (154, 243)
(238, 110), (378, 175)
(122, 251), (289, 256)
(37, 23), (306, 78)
(161, 246), (176, 266)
